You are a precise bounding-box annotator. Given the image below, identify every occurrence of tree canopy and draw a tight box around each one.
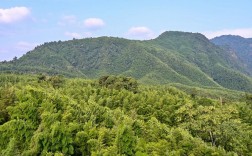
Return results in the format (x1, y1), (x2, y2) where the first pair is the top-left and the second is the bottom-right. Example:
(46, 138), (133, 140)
(0, 74), (252, 155)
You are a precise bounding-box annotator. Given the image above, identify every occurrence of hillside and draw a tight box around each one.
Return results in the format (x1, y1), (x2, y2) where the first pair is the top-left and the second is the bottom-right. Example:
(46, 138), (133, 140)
(211, 35), (252, 75)
(1, 31), (252, 92)
(0, 74), (252, 155)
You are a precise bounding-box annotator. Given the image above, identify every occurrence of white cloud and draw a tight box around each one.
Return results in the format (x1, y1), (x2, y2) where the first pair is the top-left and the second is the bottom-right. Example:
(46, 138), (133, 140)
(84, 18), (105, 30)
(63, 15), (76, 23)
(0, 48), (11, 61)
(0, 7), (30, 23)
(64, 31), (95, 39)
(83, 32), (93, 37)
(203, 28), (252, 39)
(127, 26), (155, 40)
(58, 15), (77, 26)
(16, 41), (38, 52)
(0, 48), (8, 54)
(0, 29), (15, 36)
(65, 32), (82, 39)
(0, 42), (38, 61)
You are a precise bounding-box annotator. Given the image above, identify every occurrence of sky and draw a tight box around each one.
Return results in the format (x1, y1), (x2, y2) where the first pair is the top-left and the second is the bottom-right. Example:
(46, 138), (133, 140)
(0, 0), (252, 61)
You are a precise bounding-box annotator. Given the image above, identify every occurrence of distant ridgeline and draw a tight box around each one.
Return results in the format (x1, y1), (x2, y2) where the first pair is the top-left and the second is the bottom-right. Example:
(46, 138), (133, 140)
(211, 35), (252, 75)
(1, 31), (252, 92)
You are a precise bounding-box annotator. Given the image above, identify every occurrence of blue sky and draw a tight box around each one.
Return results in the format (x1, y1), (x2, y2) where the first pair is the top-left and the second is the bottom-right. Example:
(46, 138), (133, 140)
(1, 0), (252, 61)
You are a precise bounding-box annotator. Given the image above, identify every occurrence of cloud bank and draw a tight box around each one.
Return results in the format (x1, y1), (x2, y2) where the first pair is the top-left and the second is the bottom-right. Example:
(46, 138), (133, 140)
(84, 18), (105, 30)
(58, 15), (77, 26)
(0, 41), (38, 61)
(0, 7), (30, 23)
(127, 26), (155, 40)
(203, 28), (252, 39)
(65, 32), (82, 39)
(16, 41), (38, 52)
(60, 17), (105, 39)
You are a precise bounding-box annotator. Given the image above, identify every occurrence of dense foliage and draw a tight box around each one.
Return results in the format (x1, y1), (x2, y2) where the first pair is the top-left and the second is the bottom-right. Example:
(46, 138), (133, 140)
(98, 75), (138, 93)
(1, 31), (252, 92)
(0, 74), (252, 155)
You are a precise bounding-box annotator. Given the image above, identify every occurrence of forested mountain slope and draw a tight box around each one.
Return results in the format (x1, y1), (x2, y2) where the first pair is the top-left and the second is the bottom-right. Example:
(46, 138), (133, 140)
(0, 74), (252, 155)
(211, 35), (252, 75)
(1, 31), (252, 92)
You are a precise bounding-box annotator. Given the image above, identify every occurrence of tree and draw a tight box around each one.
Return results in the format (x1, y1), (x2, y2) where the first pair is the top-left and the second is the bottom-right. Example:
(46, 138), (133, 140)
(37, 74), (47, 82)
(12, 56), (17, 61)
(0, 86), (16, 125)
(48, 75), (65, 88)
(98, 75), (138, 93)
(116, 125), (136, 155)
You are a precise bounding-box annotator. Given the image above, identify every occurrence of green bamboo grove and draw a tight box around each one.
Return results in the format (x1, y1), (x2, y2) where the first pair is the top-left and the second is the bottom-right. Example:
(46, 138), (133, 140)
(0, 74), (252, 155)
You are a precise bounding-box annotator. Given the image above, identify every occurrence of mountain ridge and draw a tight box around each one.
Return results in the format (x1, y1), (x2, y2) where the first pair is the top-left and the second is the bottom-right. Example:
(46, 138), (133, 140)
(1, 31), (252, 92)
(211, 35), (252, 75)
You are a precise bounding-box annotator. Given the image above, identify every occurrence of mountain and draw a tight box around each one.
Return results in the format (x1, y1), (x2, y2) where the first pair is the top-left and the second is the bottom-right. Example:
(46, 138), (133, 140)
(1, 31), (252, 92)
(211, 35), (252, 75)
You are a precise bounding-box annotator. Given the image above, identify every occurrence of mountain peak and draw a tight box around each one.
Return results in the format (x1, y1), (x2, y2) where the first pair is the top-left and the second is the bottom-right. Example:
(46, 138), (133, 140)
(212, 35), (245, 41)
(211, 34), (252, 75)
(156, 31), (208, 41)
(1, 31), (252, 92)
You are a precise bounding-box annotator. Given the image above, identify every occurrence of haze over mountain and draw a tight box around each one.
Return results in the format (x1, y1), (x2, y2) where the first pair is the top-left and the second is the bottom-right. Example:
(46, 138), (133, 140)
(211, 35), (252, 75)
(1, 31), (252, 92)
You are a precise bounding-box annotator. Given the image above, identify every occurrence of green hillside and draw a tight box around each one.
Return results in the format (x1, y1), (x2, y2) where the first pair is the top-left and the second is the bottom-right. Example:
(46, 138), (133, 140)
(211, 35), (252, 75)
(1, 74), (252, 155)
(1, 31), (252, 92)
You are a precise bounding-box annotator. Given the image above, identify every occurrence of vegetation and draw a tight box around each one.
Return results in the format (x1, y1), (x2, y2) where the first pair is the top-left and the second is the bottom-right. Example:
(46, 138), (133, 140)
(98, 75), (138, 93)
(211, 35), (252, 75)
(0, 73), (252, 155)
(1, 32), (252, 155)
(1, 31), (252, 92)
